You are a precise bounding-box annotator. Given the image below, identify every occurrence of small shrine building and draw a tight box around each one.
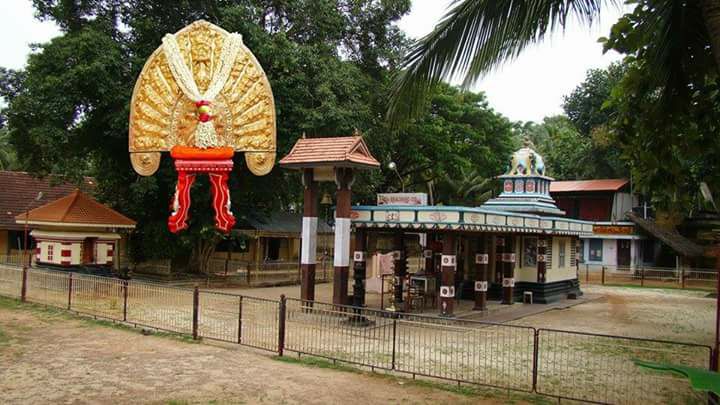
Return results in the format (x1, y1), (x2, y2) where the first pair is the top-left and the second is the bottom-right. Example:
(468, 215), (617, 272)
(350, 142), (590, 315)
(15, 190), (136, 268)
(283, 137), (592, 316)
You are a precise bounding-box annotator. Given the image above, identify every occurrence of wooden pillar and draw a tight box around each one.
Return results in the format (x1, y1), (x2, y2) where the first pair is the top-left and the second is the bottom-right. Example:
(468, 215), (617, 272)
(423, 233), (435, 275)
(473, 235), (489, 310)
(537, 235), (547, 283)
(440, 233), (457, 316)
(333, 168), (353, 305)
(352, 229), (367, 308)
(495, 235), (505, 286)
(300, 169), (318, 302)
(502, 235), (516, 305)
(393, 231), (407, 307)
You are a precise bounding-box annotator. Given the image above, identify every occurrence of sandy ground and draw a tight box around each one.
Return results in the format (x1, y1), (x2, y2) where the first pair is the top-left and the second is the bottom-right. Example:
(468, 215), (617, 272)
(0, 283), (714, 404)
(512, 285), (716, 345)
(0, 303), (523, 405)
(217, 282), (716, 344)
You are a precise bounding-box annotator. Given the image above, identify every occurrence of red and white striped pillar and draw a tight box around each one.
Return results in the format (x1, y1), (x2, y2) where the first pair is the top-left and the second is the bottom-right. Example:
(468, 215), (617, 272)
(301, 169), (318, 302)
(439, 233), (457, 316)
(333, 168), (354, 306)
(502, 235), (516, 305)
(473, 235), (489, 310)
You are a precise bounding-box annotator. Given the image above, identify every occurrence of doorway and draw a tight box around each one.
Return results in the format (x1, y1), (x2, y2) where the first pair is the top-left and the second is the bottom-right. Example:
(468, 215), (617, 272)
(617, 239), (631, 267)
(83, 238), (97, 264)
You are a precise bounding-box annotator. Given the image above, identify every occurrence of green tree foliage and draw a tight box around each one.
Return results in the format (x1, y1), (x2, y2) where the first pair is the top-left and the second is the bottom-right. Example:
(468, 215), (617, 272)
(362, 83), (516, 205)
(388, 0), (720, 123)
(0, 127), (18, 170)
(523, 62), (628, 180)
(523, 116), (591, 180)
(562, 62), (625, 137)
(1, 0), (411, 272)
(602, 1), (720, 215)
(0, 1), (516, 272)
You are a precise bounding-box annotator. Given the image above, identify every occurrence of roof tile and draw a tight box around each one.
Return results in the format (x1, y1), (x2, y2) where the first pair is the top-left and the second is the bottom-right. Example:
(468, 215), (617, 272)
(279, 136), (380, 169)
(0, 171), (95, 230)
(15, 189), (135, 227)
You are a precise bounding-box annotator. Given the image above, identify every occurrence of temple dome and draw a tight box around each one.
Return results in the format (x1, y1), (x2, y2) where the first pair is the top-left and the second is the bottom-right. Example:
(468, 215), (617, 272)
(505, 140), (545, 177)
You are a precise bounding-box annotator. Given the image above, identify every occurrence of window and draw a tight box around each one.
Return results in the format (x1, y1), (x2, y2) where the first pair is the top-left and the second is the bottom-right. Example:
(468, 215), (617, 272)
(266, 238), (282, 261)
(589, 239), (603, 262)
(558, 240), (566, 268)
(523, 237), (537, 267)
(47, 244), (54, 262)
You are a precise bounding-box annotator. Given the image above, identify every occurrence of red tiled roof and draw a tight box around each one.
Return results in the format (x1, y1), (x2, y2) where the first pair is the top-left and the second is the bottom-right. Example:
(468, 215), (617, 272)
(550, 179), (629, 193)
(279, 136), (380, 169)
(15, 189), (135, 228)
(0, 171), (95, 230)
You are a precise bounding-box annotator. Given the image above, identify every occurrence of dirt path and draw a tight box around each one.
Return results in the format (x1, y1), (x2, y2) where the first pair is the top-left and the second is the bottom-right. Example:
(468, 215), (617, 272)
(513, 285), (715, 344)
(0, 305), (517, 405)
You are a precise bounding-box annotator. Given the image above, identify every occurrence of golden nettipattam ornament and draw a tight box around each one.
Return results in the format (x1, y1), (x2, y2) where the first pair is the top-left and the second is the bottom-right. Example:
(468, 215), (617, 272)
(129, 20), (276, 233)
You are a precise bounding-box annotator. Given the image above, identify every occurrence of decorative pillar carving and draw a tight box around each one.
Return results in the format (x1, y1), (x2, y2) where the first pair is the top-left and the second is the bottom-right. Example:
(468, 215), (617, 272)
(333, 167), (353, 305)
(537, 235), (548, 283)
(168, 157), (236, 233)
(301, 169), (318, 302)
(352, 229), (367, 308)
(440, 233), (457, 316)
(474, 235), (489, 310)
(502, 235), (516, 305)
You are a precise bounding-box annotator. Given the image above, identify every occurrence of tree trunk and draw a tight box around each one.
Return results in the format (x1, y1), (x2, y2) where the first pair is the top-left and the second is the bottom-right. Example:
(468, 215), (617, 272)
(700, 0), (720, 73)
(190, 236), (220, 275)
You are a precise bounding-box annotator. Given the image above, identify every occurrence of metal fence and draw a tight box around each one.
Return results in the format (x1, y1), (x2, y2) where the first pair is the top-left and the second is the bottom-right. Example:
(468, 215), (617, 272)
(579, 264), (718, 290)
(0, 265), (714, 404)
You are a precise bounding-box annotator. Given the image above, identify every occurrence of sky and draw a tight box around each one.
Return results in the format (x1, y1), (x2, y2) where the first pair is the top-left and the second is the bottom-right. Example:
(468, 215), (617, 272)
(0, 0), (626, 123)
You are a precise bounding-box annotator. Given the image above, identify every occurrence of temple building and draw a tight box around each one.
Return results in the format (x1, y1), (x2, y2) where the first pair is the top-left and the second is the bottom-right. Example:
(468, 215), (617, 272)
(283, 137), (591, 315)
(15, 189), (135, 269)
(0, 171), (94, 263)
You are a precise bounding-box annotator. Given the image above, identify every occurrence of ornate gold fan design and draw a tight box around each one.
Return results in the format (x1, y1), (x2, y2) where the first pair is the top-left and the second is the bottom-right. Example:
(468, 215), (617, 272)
(128, 20), (276, 176)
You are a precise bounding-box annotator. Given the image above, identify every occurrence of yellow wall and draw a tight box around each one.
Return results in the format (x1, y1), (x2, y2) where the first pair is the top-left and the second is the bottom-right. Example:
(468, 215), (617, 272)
(515, 235), (538, 283)
(546, 236), (576, 282)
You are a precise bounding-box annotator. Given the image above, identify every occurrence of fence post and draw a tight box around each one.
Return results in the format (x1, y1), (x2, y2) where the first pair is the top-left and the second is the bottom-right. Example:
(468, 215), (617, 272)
(601, 266), (605, 285)
(237, 295), (243, 344)
(192, 285), (199, 340)
(391, 318), (397, 370)
(586, 264), (589, 284)
(20, 267), (28, 302)
(278, 294), (286, 356)
(640, 266), (645, 287)
(67, 273), (73, 310)
(532, 329), (539, 392)
(681, 266), (686, 289)
(122, 280), (129, 322)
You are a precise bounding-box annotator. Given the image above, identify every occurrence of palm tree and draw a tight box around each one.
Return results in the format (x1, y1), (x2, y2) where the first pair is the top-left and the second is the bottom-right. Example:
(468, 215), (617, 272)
(438, 168), (494, 206)
(388, 0), (720, 121)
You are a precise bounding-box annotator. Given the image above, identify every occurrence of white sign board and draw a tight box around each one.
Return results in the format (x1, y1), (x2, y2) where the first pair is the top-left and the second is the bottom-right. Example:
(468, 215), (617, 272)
(377, 193), (428, 206)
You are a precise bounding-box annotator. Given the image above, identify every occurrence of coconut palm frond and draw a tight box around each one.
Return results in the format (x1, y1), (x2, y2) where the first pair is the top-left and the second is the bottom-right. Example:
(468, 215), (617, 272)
(388, 0), (614, 123)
